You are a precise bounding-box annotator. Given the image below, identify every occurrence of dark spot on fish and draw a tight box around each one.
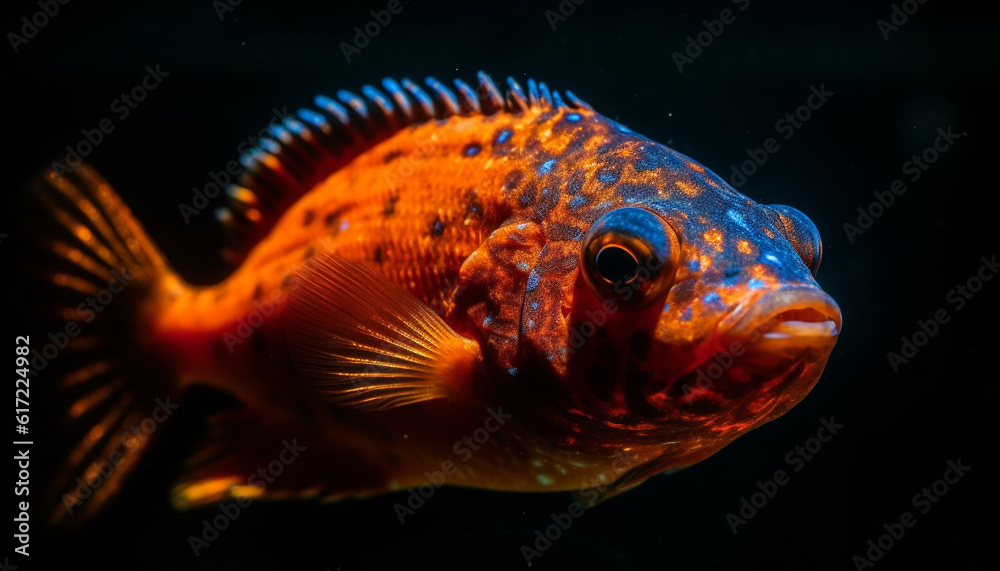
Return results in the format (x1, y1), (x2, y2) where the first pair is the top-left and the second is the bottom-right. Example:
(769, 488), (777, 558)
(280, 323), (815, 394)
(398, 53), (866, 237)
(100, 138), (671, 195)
(535, 186), (559, 218)
(302, 209), (315, 226)
(253, 284), (263, 301)
(462, 143), (481, 157)
(633, 151), (660, 172)
(465, 190), (483, 218)
(374, 246), (383, 264)
(566, 169), (586, 194)
(503, 169), (524, 193)
(493, 128), (514, 155)
(302, 246), (315, 261)
(431, 215), (445, 237)
(383, 149), (403, 163)
(324, 212), (338, 227)
(384, 194), (400, 216)
(724, 268), (741, 278)
(630, 331), (651, 361)
(518, 181), (538, 206)
(495, 128), (513, 145)
(281, 273), (295, 289)
(596, 164), (621, 185)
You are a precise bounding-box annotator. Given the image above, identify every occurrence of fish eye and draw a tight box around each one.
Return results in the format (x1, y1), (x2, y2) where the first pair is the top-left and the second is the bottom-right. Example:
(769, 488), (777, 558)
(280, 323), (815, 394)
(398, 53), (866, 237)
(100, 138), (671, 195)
(595, 245), (640, 283)
(765, 204), (823, 276)
(581, 207), (680, 307)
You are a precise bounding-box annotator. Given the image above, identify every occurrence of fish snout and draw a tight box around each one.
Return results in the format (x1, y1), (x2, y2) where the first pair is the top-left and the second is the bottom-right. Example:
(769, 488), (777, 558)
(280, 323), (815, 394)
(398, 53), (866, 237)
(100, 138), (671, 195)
(720, 286), (842, 347)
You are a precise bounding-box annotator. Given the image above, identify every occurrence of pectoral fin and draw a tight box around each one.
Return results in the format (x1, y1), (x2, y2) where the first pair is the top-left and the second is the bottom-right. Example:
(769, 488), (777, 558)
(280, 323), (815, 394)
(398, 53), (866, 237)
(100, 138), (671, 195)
(286, 251), (482, 410)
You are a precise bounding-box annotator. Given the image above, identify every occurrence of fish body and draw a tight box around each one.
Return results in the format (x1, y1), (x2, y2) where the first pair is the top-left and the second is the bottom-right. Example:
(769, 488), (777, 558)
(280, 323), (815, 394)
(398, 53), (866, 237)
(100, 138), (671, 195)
(32, 73), (841, 524)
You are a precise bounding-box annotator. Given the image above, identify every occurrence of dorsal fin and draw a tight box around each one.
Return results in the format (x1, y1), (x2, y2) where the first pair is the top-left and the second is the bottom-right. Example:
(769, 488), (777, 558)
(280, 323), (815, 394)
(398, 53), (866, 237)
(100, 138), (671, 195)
(215, 71), (592, 263)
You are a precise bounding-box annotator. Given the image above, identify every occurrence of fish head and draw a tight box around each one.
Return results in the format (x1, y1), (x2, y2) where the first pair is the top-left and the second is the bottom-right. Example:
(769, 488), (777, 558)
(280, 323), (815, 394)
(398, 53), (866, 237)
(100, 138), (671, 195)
(515, 120), (841, 454)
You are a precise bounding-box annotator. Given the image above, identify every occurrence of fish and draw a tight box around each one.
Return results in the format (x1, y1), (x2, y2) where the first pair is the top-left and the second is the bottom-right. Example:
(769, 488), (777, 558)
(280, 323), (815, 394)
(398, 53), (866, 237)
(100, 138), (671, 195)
(28, 71), (842, 526)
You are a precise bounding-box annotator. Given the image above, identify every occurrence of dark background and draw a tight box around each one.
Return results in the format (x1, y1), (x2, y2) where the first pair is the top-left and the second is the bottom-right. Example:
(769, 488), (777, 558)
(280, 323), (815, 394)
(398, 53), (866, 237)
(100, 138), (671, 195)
(2, 0), (997, 569)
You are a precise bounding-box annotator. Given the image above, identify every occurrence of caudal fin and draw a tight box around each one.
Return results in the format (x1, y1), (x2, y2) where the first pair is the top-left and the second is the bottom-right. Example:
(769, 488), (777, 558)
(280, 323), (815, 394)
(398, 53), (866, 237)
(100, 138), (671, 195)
(27, 164), (185, 527)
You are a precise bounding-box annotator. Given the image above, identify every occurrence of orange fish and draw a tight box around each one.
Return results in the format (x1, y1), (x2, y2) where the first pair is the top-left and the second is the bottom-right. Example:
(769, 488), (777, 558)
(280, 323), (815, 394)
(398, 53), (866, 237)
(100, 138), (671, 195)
(29, 72), (841, 526)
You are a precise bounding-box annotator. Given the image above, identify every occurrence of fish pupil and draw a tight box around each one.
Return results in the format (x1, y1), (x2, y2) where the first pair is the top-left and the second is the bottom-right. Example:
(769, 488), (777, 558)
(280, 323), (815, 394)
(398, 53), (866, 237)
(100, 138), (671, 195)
(596, 245), (639, 284)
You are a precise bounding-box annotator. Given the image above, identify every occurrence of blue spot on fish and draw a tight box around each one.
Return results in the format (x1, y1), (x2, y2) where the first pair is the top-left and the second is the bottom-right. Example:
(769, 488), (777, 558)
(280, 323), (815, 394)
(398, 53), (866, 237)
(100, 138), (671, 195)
(688, 259), (701, 271)
(727, 210), (750, 230)
(681, 307), (693, 321)
(537, 474), (553, 486)
(748, 278), (765, 289)
(703, 292), (721, 304)
(462, 143), (481, 157)
(516, 261), (530, 271)
(566, 113), (581, 122)
(569, 195), (587, 210)
(597, 168), (620, 185)
(497, 129), (512, 143)
(526, 270), (540, 291)
(530, 301), (539, 310)
(539, 159), (556, 174)
(508, 367), (518, 376)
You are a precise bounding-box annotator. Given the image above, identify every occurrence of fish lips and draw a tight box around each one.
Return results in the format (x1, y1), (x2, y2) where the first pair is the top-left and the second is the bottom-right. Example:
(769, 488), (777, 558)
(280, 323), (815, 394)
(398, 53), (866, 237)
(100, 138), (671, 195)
(718, 286), (842, 348)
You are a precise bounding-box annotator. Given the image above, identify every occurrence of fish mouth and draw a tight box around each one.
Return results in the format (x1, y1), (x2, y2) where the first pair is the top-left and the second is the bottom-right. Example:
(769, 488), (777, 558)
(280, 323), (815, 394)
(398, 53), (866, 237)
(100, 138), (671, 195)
(720, 286), (842, 344)
(661, 287), (841, 422)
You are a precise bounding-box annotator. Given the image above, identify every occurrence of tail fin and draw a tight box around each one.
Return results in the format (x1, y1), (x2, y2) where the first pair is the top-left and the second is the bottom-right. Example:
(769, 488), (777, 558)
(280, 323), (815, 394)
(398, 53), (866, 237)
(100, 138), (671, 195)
(27, 164), (185, 527)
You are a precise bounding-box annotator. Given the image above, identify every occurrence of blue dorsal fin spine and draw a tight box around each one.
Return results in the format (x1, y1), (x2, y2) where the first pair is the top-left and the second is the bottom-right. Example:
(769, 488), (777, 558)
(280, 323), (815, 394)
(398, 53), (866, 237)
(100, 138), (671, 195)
(215, 71), (594, 264)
